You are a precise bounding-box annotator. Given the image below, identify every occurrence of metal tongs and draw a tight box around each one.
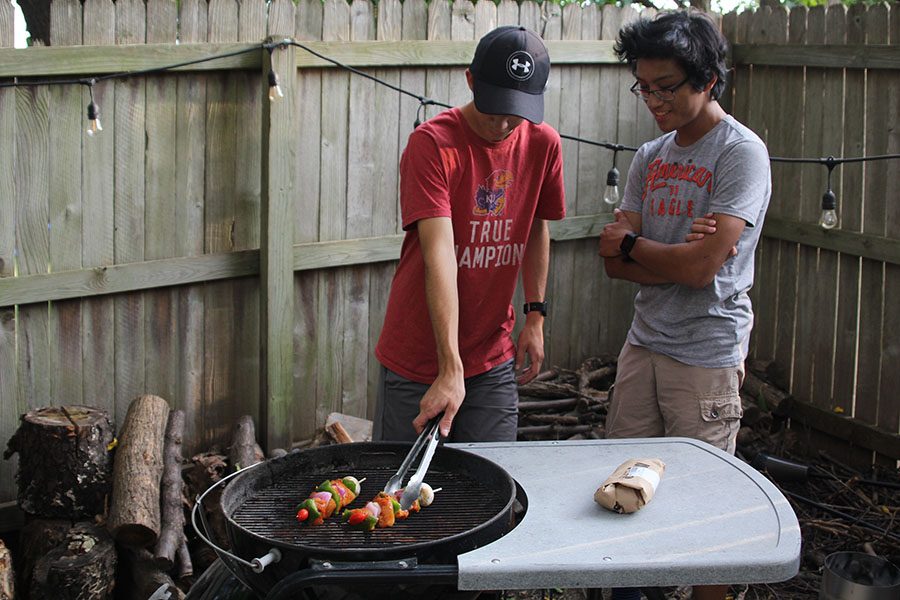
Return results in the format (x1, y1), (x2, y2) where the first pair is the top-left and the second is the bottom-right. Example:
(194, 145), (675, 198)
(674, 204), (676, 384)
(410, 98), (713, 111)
(384, 415), (443, 510)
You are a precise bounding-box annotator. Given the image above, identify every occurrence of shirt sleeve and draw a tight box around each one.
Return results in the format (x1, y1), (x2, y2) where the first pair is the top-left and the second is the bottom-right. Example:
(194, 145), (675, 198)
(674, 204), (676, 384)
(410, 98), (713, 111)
(534, 130), (566, 221)
(399, 130), (453, 230)
(708, 139), (771, 228)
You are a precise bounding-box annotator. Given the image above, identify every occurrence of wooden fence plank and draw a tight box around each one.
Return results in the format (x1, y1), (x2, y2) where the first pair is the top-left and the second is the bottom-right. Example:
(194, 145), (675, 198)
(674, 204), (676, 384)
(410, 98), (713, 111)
(147, 0), (180, 409)
(233, 0), (263, 434)
(292, 0), (323, 441)
(793, 6), (824, 407)
(316, 0), (351, 428)
(425, 0), (451, 121)
(568, 4), (601, 365)
(0, 40), (630, 78)
(0, 0), (17, 507)
(878, 5), (900, 436)
(268, 0), (294, 37)
(769, 7), (799, 389)
(15, 85), (51, 414)
(47, 0), (85, 408)
(174, 0), (208, 455)
(856, 4), (890, 429)
(341, 0), (375, 422)
(545, 4), (581, 371)
(732, 43), (900, 70)
(497, 0), (518, 27)
(261, 37), (296, 450)
(745, 8), (777, 364)
(81, 0), (117, 420)
(115, 0), (148, 419)
(366, 0), (404, 419)
(204, 0), (242, 448)
(449, 0), (475, 108)
(834, 4), (865, 416)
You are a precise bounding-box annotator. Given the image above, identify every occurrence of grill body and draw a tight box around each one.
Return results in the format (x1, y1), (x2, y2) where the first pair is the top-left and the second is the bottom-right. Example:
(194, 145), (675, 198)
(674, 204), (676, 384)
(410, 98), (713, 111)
(219, 442), (519, 597)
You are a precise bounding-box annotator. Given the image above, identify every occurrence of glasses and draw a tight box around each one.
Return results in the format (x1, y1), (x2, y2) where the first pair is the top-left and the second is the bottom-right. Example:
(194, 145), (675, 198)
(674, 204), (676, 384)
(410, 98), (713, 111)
(629, 77), (690, 103)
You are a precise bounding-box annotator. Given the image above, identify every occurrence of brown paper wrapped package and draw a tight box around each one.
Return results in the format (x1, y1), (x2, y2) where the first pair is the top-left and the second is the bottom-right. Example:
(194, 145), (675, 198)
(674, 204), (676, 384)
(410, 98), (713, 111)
(594, 458), (666, 514)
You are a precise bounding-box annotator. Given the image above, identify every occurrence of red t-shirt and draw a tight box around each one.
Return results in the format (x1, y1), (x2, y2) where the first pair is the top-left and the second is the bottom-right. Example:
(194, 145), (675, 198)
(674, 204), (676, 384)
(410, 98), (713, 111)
(375, 107), (566, 384)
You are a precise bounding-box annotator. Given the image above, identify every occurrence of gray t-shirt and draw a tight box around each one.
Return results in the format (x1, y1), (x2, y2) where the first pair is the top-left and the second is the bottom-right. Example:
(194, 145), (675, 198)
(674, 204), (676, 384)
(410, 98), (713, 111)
(620, 115), (771, 368)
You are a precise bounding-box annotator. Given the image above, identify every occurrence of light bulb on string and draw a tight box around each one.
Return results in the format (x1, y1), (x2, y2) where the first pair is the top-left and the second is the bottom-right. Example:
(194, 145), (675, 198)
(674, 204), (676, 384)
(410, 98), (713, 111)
(819, 157), (838, 230)
(268, 70), (283, 101)
(819, 189), (837, 230)
(86, 81), (102, 136)
(603, 149), (620, 206)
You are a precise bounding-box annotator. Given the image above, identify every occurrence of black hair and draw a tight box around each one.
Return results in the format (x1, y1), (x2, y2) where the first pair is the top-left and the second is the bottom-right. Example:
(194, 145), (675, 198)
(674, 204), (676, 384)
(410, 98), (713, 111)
(614, 10), (729, 100)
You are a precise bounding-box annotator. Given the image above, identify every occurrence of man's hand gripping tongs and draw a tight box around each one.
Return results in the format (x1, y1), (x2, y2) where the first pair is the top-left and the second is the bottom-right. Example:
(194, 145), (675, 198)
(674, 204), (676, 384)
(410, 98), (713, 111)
(383, 415), (443, 510)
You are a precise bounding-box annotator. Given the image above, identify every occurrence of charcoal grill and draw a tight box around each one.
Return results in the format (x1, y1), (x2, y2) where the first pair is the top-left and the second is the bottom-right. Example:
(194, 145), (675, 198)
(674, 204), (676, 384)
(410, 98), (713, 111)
(194, 438), (802, 599)
(195, 442), (519, 598)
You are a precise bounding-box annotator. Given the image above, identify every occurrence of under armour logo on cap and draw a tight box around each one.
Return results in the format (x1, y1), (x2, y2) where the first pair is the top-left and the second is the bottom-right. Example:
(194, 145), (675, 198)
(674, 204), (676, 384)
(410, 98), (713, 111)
(469, 25), (550, 124)
(507, 53), (533, 81)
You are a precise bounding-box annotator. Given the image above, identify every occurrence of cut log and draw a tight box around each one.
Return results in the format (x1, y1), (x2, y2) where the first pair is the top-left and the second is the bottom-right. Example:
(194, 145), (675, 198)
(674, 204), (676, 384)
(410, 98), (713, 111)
(742, 371), (792, 413)
(184, 453), (229, 552)
(175, 537), (193, 580)
(325, 412), (373, 442)
(326, 421), (354, 444)
(3, 405), (114, 519)
(127, 549), (185, 600)
(0, 538), (13, 600)
(108, 394), (170, 548)
(154, 409), (186, 571)
(18, 519), (71, 599)
(29, 522), (117, 600)
(229, 415), (263, 472)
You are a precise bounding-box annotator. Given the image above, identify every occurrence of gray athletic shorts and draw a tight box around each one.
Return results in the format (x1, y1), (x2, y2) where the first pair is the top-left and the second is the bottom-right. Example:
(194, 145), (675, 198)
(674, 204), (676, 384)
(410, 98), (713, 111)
(373, 358), (519, 443)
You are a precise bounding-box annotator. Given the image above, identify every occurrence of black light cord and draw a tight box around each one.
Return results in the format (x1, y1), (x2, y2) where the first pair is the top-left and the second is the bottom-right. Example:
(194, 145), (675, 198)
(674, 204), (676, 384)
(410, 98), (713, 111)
(2, 38), (898, 172)
(0, 43), (265, 89)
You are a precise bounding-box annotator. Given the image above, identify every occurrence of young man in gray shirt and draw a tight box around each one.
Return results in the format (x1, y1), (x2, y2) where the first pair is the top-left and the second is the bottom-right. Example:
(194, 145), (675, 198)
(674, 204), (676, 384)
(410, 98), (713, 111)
(599, 11), (771, 600)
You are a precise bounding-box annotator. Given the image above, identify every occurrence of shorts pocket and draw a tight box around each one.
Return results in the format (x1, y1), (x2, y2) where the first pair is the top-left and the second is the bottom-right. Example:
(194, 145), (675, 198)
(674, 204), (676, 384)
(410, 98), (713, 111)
(698, 395), (742, 453)
(699, 396), (743, 423)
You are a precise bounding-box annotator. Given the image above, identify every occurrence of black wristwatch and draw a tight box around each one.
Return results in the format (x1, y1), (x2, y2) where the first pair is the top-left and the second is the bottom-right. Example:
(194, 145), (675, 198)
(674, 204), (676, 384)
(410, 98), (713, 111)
(620, 232), (641, 261)
(523, 301), (549, 317)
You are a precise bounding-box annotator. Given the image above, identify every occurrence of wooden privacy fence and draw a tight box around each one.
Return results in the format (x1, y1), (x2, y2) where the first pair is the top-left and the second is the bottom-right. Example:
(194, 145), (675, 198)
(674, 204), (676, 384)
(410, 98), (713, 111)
(0, 0), (660, 510)
(721, 4), (900, 466)
(0, 0), (898, 516)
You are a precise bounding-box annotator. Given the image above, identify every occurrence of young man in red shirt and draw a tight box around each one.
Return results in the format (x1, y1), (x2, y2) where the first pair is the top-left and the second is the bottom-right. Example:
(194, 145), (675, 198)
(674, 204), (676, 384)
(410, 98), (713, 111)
(374, 26), (566, 443)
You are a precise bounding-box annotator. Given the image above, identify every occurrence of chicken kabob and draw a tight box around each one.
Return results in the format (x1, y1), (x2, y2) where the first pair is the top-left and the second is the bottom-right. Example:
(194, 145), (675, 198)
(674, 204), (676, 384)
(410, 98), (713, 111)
(296, 476), (365, 526)
(342, 483), (441, 531)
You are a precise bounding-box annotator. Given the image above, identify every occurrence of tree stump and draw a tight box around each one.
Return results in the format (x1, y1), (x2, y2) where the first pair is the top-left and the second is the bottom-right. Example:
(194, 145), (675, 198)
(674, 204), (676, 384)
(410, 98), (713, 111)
(3, 405), (114, 519)
(29, 522), (117, 600)
(108, 394), (170, 548)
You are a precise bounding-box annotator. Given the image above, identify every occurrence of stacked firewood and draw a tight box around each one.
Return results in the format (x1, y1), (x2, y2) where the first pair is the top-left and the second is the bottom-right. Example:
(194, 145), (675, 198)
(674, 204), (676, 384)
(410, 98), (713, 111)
(516, 356), (616, 441)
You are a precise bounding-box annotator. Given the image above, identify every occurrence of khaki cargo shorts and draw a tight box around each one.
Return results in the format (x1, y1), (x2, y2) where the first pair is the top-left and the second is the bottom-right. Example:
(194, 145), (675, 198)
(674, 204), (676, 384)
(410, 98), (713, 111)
(605, 343), (744, 454)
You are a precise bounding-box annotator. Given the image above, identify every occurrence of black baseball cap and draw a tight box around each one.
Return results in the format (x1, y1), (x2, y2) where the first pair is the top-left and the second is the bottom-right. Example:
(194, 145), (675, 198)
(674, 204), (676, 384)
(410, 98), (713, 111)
(469, 26), (550, 124)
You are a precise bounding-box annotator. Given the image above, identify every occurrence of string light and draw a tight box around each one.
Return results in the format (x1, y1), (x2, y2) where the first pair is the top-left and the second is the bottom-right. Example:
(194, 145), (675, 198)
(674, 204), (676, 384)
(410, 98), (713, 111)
(86, 81), (102, 136)
(267, 70), (283, 101)
(819, 157), (838, 230)
(2, 37), (898, 231)
(266, 47), (283, 101)
(603, 147), (622, 206)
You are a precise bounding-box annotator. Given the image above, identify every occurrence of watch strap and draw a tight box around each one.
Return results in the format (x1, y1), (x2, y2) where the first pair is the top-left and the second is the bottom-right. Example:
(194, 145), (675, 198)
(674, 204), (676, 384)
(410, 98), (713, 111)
(523, 301), (548, 317)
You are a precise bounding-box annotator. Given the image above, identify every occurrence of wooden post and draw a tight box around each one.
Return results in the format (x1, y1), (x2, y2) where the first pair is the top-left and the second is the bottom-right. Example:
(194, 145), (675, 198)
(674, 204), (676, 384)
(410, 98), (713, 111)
(260, 37), (296, 452)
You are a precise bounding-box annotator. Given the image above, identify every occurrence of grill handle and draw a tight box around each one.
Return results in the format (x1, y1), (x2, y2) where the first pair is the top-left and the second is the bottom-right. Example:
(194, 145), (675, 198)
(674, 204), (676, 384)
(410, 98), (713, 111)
(190, 461), (283, 574)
